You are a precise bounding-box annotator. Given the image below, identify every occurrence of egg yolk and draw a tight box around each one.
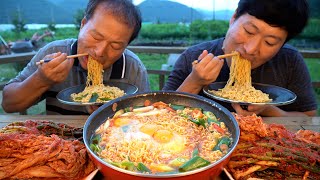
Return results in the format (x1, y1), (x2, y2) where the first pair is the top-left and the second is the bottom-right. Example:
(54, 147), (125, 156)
(153, 129), (173, 143)
(139, 124), (159, 136)
(113, 117), (131, 127)
(162, 134), (185, 153)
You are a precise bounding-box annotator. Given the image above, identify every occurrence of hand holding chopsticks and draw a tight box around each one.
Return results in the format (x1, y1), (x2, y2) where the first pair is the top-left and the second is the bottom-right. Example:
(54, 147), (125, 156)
(193, 51), (239, 65)
(35, 53), (88, 66)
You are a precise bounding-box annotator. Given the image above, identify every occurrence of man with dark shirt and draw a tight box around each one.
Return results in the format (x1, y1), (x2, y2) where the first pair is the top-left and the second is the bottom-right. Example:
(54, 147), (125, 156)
(164, 0), (317, 117)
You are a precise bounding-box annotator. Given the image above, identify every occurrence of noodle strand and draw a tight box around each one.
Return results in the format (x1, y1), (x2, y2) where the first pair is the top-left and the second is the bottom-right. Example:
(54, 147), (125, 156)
(71, 56), (125, 103)
(209, 51), (271, 103)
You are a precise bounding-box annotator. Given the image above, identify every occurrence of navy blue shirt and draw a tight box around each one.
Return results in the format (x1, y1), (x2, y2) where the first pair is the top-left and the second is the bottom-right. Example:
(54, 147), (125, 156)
(163, 38), (317, 113)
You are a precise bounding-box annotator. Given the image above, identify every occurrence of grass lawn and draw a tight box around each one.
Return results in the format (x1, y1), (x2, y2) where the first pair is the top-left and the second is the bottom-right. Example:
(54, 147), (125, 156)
(306, 58), (320, 81)
(305, 58), (320, 115)
(138, 53), (168, 90)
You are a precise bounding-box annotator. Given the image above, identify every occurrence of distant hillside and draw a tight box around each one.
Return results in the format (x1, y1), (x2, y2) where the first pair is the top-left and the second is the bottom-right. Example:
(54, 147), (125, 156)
(0, 0), (75, 24)
(47, 0), (88, 14)
(201, 9), (234, 20)
(138, 0), (203, 23)
(0, 0), (227, 24)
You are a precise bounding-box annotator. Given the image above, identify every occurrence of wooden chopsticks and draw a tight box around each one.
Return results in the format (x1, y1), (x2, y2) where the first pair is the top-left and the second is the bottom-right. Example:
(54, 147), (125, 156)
(216, 51), (239, 59)
(35, 53), (88, 65)
(193, 52), (239, 65)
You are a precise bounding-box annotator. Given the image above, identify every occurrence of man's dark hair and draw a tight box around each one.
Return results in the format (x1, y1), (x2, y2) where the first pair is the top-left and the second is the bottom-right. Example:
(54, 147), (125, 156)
(84, 0), (142, 44)
(235, 0), (309, 42)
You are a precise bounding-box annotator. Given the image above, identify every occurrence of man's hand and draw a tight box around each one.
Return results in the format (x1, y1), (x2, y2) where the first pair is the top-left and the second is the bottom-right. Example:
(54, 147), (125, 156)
(86, 105), (100, 114)
(177, 50), (224, 94)
(232, 103), (270, 116)
(232, 103), (315, 117)
(35, 52), (74, 86)
(189, 50), (224, 86)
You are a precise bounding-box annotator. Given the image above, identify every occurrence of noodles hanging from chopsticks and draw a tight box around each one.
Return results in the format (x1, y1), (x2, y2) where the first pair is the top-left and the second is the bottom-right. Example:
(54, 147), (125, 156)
(209, 51), (272, 103)
(71, 56), (125, 103)
(86, 56), (104, 86)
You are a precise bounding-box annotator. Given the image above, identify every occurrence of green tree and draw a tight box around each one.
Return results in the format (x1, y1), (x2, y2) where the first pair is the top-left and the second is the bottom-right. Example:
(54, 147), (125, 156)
(47, 22), (57, 32)
(190, 20), (228, 40)
(11, 11), (27, 36)
(308, 0), (320, 18)
(74, 9), (85, 30)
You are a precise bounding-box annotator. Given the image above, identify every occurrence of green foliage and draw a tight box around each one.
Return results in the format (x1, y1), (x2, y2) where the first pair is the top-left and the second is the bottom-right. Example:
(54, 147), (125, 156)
(0, 64), (19, 82)
(74, 9), (85, 30)
(1, 28), (78, 44)
(189, 20), (210, 39)
(137, 53), (168, 90)
(1, 30), (31, 43)
(47, 22), (57, 31)
(140, 23), (190, 40)
(308, 0), (320, 18)
(139, 20), (229, 43)
(190, 20), (228, 39)
(305, 58), (320, 81)
(305, 58), (320, 115)
(298, 19), (320, 40)
(11, 11), (27, 36)
(52, 27), (79, 40)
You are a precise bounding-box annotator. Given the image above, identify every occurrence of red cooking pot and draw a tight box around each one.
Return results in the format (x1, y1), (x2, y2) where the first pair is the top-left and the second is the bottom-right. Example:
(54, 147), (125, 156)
(83, 91), (240, 180)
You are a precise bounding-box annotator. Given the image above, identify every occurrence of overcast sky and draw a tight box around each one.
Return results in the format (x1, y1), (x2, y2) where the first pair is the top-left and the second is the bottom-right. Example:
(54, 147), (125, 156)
(132, 0), (239, 11)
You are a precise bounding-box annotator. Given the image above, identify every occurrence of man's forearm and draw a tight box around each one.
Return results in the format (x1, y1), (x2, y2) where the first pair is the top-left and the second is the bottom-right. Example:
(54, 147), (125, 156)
(2, 74), (51, 113)
(177, 76), (203, 94)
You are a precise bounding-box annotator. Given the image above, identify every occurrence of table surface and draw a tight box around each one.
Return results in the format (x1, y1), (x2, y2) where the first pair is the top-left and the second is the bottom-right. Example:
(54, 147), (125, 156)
(0, 115), (319, 132)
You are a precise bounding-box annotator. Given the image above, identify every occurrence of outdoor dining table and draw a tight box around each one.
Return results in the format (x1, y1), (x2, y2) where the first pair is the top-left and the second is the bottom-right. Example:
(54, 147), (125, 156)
(0, 114), (319, 132)
(0, 114), (319, 180)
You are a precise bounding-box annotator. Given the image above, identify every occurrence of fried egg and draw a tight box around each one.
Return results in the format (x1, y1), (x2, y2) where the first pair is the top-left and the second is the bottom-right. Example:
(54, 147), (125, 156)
(114, 121), (186, 155)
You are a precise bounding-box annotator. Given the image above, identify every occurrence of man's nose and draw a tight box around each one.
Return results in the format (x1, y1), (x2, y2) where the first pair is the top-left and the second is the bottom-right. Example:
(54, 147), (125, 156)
(243, 37), (261, 55)
(94, 41), (107, 57)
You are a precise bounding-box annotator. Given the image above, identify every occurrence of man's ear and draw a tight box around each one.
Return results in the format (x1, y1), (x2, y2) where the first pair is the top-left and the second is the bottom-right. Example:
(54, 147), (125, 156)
(80, 17), (87, 29)
(229, 9), (237, 26)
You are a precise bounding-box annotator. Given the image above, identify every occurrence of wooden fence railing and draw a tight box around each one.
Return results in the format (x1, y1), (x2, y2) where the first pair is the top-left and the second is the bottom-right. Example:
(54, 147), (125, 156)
(1, 46), (320, 91)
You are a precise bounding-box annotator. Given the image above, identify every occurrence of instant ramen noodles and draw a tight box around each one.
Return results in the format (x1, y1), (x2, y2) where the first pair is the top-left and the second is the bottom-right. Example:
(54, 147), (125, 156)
(90, 101), (233, 174)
